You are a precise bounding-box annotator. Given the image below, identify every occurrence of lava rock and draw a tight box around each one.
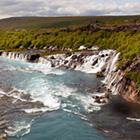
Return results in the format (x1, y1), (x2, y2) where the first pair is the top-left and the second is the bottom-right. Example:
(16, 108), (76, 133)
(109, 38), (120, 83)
(29, 54), (40, 62)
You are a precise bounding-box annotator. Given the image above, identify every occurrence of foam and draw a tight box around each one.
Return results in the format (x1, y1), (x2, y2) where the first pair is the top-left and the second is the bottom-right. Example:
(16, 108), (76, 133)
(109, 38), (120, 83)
(126, 117), (140, 122)
(5, 120), (33, 137)
(23, 107), (52, 113)
(0, 89), (6, 97)
(63, 108), (88, 121)
(75, 50), (114, 74)
(74, 94), (102, 113)
(28, 63), (66, 75)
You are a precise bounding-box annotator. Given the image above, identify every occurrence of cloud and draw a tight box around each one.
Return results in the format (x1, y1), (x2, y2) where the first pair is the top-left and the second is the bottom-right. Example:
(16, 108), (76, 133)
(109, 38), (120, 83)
(0, 0), (140, 18)
(122, 2), (140, 14)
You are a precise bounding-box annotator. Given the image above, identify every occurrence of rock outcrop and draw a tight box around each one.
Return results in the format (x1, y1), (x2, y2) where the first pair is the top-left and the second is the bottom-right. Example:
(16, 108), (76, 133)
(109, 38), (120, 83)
(104, 56), (140, 104)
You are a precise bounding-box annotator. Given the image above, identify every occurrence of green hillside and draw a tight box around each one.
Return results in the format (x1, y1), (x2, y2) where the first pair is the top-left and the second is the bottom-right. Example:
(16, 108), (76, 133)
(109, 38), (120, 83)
(0, 16), (140, 30)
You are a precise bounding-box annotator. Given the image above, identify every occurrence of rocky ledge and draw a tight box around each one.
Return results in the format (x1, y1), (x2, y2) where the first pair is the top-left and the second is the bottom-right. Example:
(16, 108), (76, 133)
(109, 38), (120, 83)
(105, 56), (140, 104)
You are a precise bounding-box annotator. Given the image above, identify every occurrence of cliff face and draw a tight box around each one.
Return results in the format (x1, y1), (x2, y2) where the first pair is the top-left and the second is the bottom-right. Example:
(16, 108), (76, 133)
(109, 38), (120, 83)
(104, 56), (140, 104)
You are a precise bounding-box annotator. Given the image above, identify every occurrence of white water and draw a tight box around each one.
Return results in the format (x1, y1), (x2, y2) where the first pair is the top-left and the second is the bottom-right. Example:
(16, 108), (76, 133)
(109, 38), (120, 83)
(1, 52), (28, 61)
(126, 117), (140, 122)
(5, 120), (33, 137)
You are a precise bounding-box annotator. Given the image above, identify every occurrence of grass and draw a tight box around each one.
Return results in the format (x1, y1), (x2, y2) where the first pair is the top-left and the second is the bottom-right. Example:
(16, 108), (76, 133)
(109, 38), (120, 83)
(126, 72), (140, 85)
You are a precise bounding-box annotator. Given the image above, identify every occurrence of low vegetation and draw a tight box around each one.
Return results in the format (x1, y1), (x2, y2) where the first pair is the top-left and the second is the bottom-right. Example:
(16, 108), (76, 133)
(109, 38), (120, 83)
(126, 72), (140, 85)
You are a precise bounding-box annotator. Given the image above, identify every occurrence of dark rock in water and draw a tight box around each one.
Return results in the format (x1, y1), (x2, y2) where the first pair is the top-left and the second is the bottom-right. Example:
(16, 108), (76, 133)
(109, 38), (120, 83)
(73, 64), (77, 69)
(50, 56), (55, 59)
(100, 54), (105, 57)
(71, 55), (77, 60)
(95, 96), (100, 100)
(51, 63), (55, 67)
(92, 59), (98, 66)
(29, 54), (40, 62)
(93, 94), (108, 104)
(95, 98), (101, 103)
(77, 58), (84, 64)
(78, 53), (84, 58)
(0, 51), (3, 56)
(64, 60), (69, 64)
(96, 72), (104, 77)
(65, 52), (72, 57)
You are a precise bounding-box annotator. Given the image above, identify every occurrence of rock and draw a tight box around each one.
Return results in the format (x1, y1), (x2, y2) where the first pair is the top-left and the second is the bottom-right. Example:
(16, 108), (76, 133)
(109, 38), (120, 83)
(51, 63), (55, 67)
(65, 52), (72, 57)
(100, 54), (105, 57)
(64, 60), (68, 64)
(0, 51), (3, 56)
(0, 136), (6, 140)
(90, 46), (99, 51)
(96, 72), (104, 77)
(29, 54), (40, 62)
(78, 45), (86, 51)
(92, 59), (98, 66)
(43, 46), (47, 50)
(50, 56), (55, 59)
(33, 46), (37, 49)
(19, 45), (23, 49)
(71, 55), (77, 60)
(96, 98), (101, 103)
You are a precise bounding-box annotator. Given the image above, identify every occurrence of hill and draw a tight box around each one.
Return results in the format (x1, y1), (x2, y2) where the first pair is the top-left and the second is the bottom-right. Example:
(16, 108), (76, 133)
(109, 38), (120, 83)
(0, 16), (140, 30)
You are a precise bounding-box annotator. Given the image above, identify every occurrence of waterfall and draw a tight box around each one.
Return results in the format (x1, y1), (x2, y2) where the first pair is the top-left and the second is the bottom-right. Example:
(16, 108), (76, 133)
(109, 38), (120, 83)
(0, 50), (119, 75)
(105, 52), (120, 74)
(37, 50), (116, 73)
(1, 52), (28, 61)
(103, 52), (122, 95)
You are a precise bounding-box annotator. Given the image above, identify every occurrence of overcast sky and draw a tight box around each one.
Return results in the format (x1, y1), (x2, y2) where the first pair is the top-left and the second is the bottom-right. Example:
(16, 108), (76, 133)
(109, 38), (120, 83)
(0, 0), (140, 19)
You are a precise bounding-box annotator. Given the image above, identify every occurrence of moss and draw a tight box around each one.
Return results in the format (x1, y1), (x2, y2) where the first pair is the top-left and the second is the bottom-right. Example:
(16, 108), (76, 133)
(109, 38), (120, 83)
(96, 72), (104, 77)
(125, 72), (140, 85)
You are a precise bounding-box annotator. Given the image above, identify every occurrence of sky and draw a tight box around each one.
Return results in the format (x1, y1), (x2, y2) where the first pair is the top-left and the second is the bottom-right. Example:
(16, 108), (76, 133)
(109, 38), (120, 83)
(0, 0), (140, 19)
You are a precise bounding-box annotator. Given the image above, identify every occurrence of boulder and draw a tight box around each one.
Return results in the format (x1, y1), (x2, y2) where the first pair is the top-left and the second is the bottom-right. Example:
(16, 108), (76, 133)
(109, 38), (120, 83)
(92, 59), (98, 66)
(78, 45), (86, 51)
(71, 55), (78, 60)
(96, 72), (104, 77)
(29, 54), (40, 62)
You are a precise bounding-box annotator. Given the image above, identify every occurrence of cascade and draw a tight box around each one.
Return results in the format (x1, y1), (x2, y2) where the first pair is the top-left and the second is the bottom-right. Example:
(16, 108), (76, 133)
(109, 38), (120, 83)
(1, 52), (28, 61)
